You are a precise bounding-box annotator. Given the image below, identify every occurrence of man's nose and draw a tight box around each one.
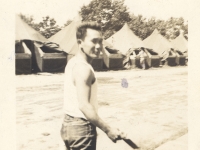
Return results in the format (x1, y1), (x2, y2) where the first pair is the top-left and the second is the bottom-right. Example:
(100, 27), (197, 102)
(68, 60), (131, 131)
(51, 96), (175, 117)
(95, 43), (102, 50)
(95, 43), (100, 48)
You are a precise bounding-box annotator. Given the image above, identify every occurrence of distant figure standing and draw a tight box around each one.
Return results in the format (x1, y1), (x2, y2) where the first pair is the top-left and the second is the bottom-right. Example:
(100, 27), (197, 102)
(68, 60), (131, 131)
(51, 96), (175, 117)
(138, 47), (147, 69)
(60, 22), (126, 150)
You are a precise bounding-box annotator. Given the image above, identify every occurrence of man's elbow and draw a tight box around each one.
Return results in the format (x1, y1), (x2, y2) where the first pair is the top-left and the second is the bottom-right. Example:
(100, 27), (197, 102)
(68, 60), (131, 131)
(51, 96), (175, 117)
(79, 102), (88, 112)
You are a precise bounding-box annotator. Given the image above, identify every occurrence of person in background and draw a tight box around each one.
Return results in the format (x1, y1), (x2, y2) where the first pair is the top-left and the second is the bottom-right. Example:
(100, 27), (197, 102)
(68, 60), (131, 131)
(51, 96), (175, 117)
(138, 47), (147, 69)
(60, 22), (126, 150)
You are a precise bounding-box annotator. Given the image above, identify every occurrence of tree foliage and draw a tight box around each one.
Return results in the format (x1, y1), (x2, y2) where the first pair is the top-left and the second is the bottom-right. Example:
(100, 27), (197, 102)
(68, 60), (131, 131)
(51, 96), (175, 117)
(79, 0), (188, 40)
(38, 16), (61, 38)
(79, 0), (131, 39)
(20, 14), (61, 39)
(126, 15), (187, 40)
(19, 1), (188, 40)
(64, 19), (73, 27)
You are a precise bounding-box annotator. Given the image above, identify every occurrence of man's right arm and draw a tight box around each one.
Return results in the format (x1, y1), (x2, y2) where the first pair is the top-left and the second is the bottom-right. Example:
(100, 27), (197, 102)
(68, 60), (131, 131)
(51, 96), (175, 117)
(73, 63), (126, 142)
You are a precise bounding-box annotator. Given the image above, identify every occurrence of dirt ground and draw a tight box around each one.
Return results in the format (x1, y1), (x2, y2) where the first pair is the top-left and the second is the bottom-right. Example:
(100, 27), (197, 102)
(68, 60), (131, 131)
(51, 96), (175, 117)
(16, 66), (187, 150)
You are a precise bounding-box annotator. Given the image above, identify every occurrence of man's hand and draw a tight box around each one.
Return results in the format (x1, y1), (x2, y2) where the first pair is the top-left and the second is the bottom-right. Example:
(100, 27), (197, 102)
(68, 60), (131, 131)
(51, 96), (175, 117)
(106, 127), (127, 143)
(119, 129), (127, 139)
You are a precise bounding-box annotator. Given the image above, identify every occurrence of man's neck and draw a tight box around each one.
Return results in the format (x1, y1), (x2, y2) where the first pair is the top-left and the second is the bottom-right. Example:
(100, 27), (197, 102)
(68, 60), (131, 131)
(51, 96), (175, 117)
(76, 48), (93, 64)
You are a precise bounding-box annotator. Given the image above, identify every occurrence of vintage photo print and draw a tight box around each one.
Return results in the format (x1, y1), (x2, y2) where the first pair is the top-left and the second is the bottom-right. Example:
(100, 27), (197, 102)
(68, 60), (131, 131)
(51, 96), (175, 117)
(2, 0), (200, 150)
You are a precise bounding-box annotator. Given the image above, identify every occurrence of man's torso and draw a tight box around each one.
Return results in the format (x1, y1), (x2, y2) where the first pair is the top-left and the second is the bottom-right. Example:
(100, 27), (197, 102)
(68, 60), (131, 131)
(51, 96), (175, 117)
(63, 57), (98, 119)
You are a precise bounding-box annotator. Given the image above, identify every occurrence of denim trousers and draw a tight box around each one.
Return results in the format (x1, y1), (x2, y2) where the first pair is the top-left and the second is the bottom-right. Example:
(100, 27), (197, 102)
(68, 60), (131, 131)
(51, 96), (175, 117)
(60, 114), (97, 150)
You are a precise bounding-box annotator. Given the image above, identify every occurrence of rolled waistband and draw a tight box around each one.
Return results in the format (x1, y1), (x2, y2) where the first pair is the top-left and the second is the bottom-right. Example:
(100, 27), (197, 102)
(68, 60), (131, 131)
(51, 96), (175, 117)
(65, 114), (88, 121)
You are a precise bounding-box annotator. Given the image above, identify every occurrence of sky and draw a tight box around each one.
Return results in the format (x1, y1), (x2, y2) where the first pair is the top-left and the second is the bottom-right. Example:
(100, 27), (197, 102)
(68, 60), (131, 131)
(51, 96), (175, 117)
(16, 0), (188, 26)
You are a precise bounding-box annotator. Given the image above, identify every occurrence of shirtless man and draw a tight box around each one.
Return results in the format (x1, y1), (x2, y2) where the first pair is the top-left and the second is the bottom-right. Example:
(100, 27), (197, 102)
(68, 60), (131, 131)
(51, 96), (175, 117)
(61, 22), (126, 150)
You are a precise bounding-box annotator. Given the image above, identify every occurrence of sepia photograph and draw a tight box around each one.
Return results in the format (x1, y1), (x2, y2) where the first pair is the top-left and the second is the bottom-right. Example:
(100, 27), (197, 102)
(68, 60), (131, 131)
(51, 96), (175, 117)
(15, 0), (188, 149)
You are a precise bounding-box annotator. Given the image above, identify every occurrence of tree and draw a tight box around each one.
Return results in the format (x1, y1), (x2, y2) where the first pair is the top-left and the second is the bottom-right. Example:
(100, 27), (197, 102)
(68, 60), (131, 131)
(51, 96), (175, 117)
(181, 22), (188, 40)
(163, 17), (186, 40)
(20, 14), (62, 39)
(38, 16), (61, 38)
(64, 19), (73, 27)
(20, 3), (188, 41)
(128, 14), (156, 40)
(79, 0), (131, 39)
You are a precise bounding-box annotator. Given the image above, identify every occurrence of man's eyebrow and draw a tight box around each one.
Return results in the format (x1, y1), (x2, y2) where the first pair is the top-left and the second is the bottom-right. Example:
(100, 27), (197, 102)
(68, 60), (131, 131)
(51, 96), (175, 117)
(92, 38), (103, 41)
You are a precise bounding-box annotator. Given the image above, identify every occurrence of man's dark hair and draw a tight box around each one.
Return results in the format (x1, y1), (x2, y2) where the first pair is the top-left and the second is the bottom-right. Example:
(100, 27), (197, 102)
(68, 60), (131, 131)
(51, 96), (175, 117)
(76, 22), (101, 41)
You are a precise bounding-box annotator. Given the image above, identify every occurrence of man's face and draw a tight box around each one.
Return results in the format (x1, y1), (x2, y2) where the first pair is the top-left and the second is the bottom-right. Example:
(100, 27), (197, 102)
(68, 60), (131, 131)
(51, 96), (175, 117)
(80, 28), (103, 58)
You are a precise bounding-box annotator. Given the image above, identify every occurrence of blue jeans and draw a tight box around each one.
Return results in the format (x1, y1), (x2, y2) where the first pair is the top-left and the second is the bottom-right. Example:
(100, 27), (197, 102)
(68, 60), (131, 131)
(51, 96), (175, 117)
(61, 114), (97, 150)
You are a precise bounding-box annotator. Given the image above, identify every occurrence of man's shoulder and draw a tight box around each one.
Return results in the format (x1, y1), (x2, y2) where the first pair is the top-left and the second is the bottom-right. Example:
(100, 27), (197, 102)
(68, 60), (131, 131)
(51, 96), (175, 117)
(65, 57), (75, 68)
(73, 62), (93, 79)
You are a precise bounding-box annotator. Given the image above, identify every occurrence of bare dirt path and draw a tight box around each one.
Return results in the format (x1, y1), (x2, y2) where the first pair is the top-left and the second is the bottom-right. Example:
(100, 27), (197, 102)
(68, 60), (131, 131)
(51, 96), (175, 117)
(16, 66), (187, 150)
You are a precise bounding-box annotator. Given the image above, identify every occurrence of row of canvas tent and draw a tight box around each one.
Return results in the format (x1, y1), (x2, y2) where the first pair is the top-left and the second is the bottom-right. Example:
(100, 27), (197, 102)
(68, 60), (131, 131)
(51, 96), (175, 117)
(15, 15), (67, 74)
(15, 15), (188, 74)
(15, 15), (123, 74)
(106, 23), (188, 68)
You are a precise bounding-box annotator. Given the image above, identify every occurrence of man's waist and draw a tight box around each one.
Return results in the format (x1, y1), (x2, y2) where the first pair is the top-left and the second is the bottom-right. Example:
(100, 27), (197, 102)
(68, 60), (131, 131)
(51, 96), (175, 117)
(63, 114), (94, 126)
(64, 109), (87, 119)
(65, 114), (86, 121)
